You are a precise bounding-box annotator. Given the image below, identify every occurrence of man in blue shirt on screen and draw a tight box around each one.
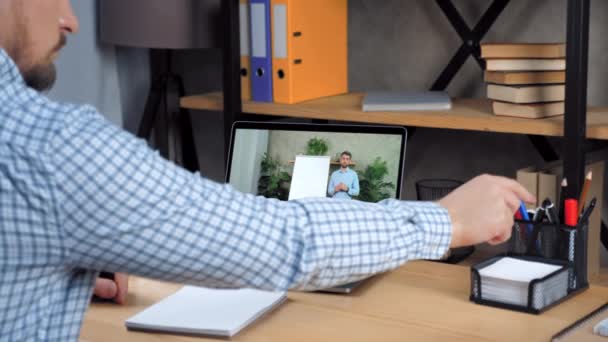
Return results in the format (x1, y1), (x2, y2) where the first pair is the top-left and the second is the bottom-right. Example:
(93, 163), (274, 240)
(328, 151), (360, 199)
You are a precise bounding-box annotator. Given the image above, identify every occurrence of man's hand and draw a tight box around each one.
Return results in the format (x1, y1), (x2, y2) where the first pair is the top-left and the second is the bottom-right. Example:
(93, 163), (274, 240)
(438, 174), (535, 248)
(334, 184), (343, 193)
(94, 273), (129, 304)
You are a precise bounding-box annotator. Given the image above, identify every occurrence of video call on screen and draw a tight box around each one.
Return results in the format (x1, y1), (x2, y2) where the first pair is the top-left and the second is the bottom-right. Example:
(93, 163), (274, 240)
(229, 129), (403, 203)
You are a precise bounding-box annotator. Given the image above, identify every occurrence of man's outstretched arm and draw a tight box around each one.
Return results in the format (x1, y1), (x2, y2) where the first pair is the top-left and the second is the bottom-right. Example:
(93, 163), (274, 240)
(52, 106), (533, 291)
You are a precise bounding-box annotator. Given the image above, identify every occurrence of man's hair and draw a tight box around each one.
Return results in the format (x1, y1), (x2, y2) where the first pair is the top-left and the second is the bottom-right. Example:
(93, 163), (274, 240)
(340, 151), (352, 159)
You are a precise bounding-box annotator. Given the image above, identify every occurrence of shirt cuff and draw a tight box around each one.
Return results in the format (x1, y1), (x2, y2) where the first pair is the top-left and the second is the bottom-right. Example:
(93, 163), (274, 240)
(406, 201), (453, 260)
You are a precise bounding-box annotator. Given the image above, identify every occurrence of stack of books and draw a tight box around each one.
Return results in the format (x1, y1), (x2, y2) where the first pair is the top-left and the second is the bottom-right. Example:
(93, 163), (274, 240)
(481, 43), (566, 119)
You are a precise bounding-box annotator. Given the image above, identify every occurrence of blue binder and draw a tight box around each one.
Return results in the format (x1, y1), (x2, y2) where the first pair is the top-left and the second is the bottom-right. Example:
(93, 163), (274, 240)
(250, 0), (273, 102)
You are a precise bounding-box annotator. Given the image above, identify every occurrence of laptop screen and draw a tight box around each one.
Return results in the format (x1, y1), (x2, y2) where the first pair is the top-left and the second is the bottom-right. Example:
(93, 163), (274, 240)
(226, 122), (406, 203)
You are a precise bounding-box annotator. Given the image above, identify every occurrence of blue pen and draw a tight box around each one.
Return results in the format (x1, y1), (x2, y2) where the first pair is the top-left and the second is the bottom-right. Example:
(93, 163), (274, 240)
(518, 201), (533, 235)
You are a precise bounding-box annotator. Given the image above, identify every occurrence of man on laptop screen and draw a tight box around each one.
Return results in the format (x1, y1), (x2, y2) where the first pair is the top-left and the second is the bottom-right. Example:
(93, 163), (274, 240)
(328, 151), (360, 200)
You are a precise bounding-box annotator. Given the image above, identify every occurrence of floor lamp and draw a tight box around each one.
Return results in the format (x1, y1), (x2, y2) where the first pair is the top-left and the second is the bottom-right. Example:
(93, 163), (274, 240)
(99, 0), (221, 172)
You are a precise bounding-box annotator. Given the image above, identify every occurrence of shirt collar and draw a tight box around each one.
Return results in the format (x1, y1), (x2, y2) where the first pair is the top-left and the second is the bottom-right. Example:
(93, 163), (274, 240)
(0, 49), (25, 86)
(340, 167), (351, 173)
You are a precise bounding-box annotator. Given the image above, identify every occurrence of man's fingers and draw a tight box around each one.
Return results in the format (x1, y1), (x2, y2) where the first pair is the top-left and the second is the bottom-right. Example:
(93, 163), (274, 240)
(496, 176), (536, 204)
(488, 233), (510, 245)
(94, 278), (118, 299)
(114, 273), (129, 305)
(503, 191), (521, 214)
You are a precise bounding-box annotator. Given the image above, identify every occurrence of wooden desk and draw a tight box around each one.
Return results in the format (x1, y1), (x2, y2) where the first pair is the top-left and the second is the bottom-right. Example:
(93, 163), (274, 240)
(81, 261), (608, 342)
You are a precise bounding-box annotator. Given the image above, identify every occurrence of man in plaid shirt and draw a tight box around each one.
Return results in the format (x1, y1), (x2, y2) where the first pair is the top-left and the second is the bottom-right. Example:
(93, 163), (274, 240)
(0, 1), (534, 340)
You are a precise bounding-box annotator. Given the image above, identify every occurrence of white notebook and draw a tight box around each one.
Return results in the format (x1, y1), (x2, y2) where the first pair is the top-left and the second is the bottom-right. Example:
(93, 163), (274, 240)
(125, 286), (287, 338)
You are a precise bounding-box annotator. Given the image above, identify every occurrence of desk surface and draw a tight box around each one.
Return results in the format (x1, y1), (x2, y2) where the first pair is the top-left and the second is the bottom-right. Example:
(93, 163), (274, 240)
(81, 261), (608, 342)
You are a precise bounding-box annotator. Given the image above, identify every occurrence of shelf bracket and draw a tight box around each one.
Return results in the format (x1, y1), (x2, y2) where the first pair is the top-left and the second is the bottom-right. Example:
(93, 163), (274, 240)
(431, 0), (510, 91)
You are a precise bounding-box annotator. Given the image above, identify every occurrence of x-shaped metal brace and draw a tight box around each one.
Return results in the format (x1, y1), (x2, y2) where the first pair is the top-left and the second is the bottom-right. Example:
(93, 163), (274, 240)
(431, 0), (510, 91)
(428, 0), (561, 163)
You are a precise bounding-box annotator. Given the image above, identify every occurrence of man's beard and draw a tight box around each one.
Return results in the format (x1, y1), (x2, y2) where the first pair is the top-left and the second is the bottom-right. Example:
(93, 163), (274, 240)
(19, 34), (66, 92)
(23, 63), (57, 91)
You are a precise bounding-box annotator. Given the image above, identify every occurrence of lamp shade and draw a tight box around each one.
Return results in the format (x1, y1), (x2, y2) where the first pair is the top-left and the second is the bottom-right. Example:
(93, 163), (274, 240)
(99, 0), (221, 49)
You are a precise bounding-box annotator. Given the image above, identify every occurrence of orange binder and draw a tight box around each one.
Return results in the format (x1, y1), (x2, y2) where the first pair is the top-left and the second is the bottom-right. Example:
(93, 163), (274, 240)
(240, 0), (251, 100)
(271, 0), (348, 104)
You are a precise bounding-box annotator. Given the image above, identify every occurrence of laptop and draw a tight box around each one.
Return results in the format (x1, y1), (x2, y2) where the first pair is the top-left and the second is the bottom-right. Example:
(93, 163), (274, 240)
(225, 121), (407, 294)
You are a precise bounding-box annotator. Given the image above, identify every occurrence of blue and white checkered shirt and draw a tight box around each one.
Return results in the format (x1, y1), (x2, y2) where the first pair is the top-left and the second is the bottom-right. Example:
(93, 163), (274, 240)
(0, 49), (452, 340)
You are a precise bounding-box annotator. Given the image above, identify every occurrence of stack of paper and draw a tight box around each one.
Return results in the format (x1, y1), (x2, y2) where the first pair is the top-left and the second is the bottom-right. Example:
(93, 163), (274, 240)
(479, 257), (566, 307)
(125, 286), (287, 338)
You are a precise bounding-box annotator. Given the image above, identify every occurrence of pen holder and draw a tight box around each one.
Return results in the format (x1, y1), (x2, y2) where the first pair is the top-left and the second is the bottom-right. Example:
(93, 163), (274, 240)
(509, 219), (589, 291)
(470, 219), (589, 314)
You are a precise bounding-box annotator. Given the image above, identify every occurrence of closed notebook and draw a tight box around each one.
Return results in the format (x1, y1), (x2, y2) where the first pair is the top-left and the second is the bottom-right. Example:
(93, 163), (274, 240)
(125, 286), (287, 338)
(271, 0), (348, 104)
(362, 91), (452, 112)
(240, 0), (251, 100)
(481, 43), (566, 59)
(485, 71), (566, 85)
(487, 84), (565, 103)
(486, 59), (566, 71)
(493, 101), (564, 118)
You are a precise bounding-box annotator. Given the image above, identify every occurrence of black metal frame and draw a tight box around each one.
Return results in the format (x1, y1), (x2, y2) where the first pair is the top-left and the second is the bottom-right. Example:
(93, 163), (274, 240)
(220, 0), (591, 199)
(222, 0), (243, 165)
(564, 0), (590, 199)
(528, 135), (560, 162)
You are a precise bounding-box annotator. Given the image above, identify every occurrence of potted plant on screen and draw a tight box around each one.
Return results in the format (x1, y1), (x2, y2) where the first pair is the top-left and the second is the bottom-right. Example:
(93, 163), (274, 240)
(356, 157), (395, 203)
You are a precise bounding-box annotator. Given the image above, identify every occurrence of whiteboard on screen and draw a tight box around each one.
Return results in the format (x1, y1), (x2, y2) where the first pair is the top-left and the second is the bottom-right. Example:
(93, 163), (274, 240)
(288, 156), (331, 201)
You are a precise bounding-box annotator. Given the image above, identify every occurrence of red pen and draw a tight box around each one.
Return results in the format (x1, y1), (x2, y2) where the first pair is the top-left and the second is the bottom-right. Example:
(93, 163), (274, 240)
(564, 199), (578, 227)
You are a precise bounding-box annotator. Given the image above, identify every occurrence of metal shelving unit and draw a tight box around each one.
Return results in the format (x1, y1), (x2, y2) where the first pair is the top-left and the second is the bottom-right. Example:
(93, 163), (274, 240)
(216, 0), (591, 198)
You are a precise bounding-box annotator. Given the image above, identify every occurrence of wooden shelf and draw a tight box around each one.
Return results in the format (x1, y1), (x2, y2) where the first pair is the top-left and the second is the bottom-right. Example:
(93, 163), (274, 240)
(181, 92), (608, 140)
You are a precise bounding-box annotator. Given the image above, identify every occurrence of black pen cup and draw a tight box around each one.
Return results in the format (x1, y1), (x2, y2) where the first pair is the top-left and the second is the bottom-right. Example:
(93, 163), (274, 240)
(470, 218), (590, 314)
(509, 219), (589, 291)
